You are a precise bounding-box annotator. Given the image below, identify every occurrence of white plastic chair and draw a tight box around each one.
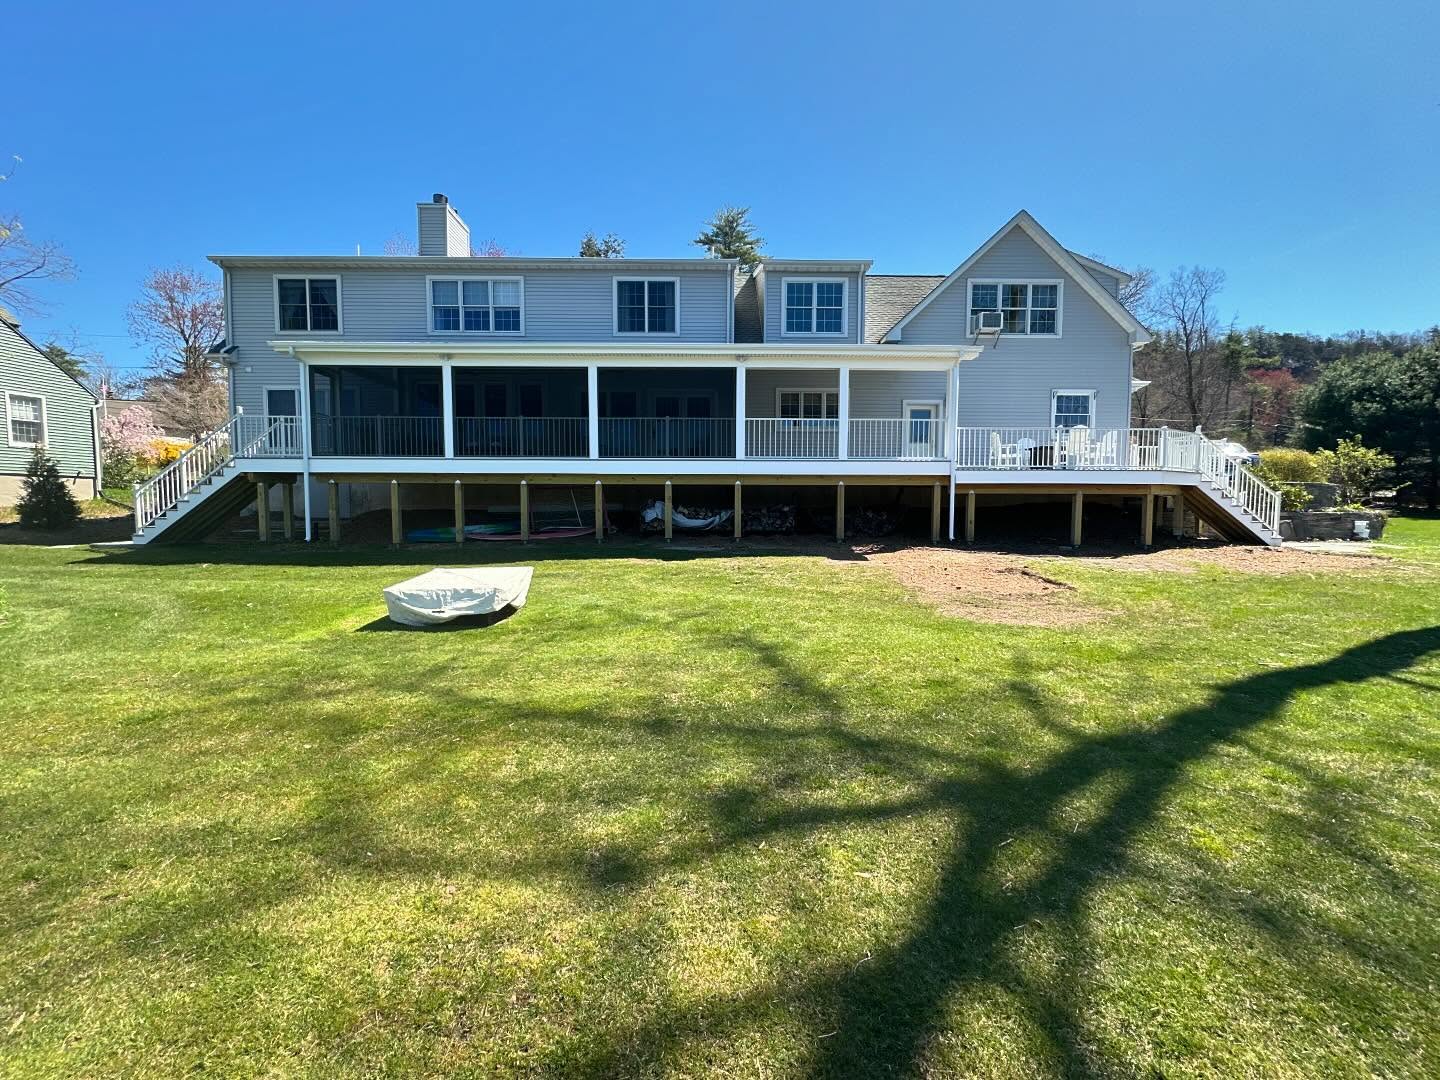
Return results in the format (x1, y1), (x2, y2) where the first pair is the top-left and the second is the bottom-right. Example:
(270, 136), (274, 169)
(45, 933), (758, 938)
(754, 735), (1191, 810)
(1086, 429), (1118, 467)
(1063, 426), (1090, 469)
(990, 430), (1023, 469)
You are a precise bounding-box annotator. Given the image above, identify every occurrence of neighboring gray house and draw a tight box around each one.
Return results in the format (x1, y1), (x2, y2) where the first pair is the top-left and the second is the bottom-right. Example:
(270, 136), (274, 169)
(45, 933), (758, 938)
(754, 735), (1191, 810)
(130, 196), (1280, 546)
(0, 307), (100, 504)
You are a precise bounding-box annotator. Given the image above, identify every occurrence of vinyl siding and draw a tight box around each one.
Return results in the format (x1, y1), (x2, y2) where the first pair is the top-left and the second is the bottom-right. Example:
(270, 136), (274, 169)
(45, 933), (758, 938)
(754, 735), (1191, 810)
(1083, 266), (1120, 298)
(763, 272), (861, 344)
(0, 320), (97, 481)
(896, 229), (1134, 429)
(227, 265), (734, 414)
(849, 370), (946, 419)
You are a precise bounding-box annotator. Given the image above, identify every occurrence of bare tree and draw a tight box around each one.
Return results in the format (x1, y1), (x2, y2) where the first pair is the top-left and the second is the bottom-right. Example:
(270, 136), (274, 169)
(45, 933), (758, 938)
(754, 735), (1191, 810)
(127, 267), (225, 382)
(1137, 266), (1232, 431)
(383, 231), (511, 257)
(148, 374), (228, 441)
(0, 154), (77, 315)
(1087, 253), (1156, 322)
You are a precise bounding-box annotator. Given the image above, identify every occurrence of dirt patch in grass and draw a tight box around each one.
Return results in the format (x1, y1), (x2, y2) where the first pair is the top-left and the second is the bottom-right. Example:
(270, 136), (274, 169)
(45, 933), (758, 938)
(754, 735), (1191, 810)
(1075, 544), (1390, 574)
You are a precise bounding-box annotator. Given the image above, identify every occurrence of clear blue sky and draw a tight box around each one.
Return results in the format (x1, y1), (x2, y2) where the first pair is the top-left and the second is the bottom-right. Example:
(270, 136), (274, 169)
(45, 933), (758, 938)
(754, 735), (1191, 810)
(5, 0), (1437, 372)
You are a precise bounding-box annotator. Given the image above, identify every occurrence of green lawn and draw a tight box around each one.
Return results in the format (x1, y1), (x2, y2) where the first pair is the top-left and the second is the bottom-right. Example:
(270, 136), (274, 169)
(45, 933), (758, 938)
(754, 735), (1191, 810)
(3, 524), (1439, 1078)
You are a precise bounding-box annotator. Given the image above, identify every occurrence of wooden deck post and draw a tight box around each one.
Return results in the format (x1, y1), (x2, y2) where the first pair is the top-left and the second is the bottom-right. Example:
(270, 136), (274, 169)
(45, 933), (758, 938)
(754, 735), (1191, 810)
(281, 482), (294, 541)
(1071, 491), (1084, 548)
(389, 479), (402, 547)
(255, 480), (269, 542)
(734, 480), (742, 540)
(453, 481), (465, 546)
(930, 481), (942, 544)
(835, 481), (845, 542)
(594, 480), (604, 542)
(663, 480), (673, 541)
(519, 480), (530, 543)
(327, 480), (340, 545)
(1171, 494), (1185, 538)
(964, 490), (976, 543)
(1141, 489), (1155, 548)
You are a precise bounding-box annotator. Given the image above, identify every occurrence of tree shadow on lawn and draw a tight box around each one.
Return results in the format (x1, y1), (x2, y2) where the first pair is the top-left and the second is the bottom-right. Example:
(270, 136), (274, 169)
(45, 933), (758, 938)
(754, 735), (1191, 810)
(545, 625), (1440, 1077)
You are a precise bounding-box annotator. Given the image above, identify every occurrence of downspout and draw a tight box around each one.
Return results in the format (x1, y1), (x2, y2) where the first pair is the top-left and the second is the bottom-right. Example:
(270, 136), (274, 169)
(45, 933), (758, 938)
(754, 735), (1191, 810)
(91, 399), (103, 497)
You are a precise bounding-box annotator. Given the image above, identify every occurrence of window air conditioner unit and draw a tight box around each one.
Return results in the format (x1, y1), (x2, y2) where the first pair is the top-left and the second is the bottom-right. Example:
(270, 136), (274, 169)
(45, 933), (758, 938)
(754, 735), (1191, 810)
(975, 310), (1005, 333)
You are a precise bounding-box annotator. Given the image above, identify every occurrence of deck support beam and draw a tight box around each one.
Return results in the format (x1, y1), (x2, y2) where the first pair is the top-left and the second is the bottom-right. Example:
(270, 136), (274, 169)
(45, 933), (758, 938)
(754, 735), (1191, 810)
(454, 480), (465, 546)
(255, 481), (269, 542)
(327, 480), (340, 545)
(663, 480), (673, 541)
(519, 480), (530, 543)
(389, 479), (402, 546)
(1172, 494), (1185, 538)
(1141, 488), (1155, 548)
(964, 489), (976, 543)
(1071, 491), (1084, 548)
(930, 481), (942, 543)
(281, 482), (294, 541)
(594, 480), (605, 541)
(835, 481), (845, 542)
(734, 480), (742, 540)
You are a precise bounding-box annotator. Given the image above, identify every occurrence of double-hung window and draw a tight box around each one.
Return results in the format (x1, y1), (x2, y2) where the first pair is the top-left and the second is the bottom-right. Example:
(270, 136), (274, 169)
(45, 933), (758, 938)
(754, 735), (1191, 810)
(969, 280), (1060, 336)
(7, 393), (45, 446)
(429, 277), (523, 334)
(783, 279), (846, 335)
(614, 279), (677, 334)
(778, 389), (839, 423)
(1052, 390), (1095, 429)
(276, 276), (341, 332)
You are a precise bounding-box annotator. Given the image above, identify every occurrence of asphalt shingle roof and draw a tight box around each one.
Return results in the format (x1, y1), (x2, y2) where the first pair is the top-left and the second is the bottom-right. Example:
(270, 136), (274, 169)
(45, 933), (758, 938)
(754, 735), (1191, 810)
(862, 275), (945, 343)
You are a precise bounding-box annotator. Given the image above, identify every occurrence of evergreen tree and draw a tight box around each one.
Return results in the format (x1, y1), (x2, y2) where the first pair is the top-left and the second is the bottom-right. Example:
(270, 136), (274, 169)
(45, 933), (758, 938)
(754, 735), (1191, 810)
(579, 231), (625, 258)
(693, 206), (764, 269)
(16, 447), (80, 529)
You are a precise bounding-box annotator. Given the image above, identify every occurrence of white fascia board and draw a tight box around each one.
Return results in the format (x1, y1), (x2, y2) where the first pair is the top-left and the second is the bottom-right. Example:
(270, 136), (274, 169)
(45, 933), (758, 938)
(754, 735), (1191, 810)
(760, 258), (874, 273)
(213, 255), (739, 272)
(884, 211), (1151, 344)
(250, 457), (952, 478)
(1069, 252), (1134, 285)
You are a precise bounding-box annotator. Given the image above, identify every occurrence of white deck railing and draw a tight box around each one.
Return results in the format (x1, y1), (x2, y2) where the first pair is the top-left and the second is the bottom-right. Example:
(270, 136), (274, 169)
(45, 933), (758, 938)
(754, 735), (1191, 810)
(849, 418), (946, 460)
(746, 418), (840, 459)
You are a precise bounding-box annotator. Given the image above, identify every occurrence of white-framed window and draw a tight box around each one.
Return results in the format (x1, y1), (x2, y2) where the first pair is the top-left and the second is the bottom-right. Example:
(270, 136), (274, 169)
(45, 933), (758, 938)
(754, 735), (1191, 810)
(777, 388), (839, 422)
(969, 279), (1061, 336)
(782, 278), (847, 336)
(428, 276), (524, 334)
(275, 276), (342, 333)
(6, 392), (46, 446)
(1052, 389), (1095, 428)
(613, 278), (678, 335)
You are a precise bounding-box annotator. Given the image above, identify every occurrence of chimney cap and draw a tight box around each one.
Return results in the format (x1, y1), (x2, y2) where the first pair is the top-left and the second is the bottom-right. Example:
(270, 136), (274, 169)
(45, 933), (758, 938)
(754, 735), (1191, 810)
(432, 192), (448, 205)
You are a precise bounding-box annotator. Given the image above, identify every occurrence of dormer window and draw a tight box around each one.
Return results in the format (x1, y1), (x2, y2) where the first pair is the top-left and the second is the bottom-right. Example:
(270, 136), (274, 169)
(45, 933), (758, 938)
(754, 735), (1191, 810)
(614, 278), (677, 335)
(783, 279), (846, 335)
(276, 276), (341, 332)
(969, 280), (1061, 336)
(429, 277), (523, 334)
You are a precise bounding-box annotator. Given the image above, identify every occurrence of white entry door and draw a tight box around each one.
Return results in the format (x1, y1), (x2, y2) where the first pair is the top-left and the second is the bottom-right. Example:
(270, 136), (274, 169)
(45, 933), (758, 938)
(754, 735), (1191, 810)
(902, 400), (940, 458)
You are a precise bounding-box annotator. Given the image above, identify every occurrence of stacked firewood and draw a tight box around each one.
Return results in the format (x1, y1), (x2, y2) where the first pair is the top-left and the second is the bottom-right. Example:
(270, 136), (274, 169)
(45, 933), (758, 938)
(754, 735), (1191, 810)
(744, 503), (797, 533)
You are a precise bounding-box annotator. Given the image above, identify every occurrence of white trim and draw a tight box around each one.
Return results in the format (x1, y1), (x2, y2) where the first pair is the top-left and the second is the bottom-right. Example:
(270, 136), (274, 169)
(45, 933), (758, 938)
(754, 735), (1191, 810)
(5, 391), (47, 447)
(612, 276), (681, 337)
(243, 456), (953, 478)
(1051, 388), (1097, 428)
(883, 211), (1150, 343)
(775, 386), (840, 419)
(262, 385), (300, 418)
(902, 398), (942, 416)
(967, 278), (1063, 339)
(779, 277), (849, 338)
(273, 273), (343, 335)
(1068, 252), (1133, 286)
(424, 275), (526, 336)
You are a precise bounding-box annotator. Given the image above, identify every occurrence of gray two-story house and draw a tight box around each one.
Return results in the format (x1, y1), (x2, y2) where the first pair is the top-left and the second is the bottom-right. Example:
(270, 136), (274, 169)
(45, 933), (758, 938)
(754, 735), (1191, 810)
(131, 196), (1279, 546)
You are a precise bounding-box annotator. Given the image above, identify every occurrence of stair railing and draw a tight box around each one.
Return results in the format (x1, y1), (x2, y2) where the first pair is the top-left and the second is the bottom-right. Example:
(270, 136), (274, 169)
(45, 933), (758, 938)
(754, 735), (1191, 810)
(132, 415), (246, 533)
(1195, 433), (1281, 534)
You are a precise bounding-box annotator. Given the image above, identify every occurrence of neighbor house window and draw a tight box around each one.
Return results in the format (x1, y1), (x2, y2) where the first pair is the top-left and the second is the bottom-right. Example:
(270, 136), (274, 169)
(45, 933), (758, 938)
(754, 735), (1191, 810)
(1052, 390), (1094, 428)
(783, 279), (846, 335)
(7, 393), (45, 446)
(969, 281), (1060, 335)
(614, 279), (677, 334)
(429, 277), (523, 334)
(276, 276), (341, 332)
(778, 389), (839, 421)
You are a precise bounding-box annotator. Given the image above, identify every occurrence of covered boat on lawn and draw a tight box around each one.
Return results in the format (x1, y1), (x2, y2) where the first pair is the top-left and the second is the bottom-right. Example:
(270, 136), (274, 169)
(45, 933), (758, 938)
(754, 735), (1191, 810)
(382, 566), (533, 627)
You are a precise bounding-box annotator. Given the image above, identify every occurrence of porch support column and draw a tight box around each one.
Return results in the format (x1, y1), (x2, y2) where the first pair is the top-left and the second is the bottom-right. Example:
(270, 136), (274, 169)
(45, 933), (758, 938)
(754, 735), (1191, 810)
(519, 480), (530, 543)
(281, 482), (294, 540)
(734, 364), (747, 459)
(442, 361), (455, 458)
(255, 480), (269, 542)
(930, 481), (942, 544)
(453, 481), (465, 546)
(1071, 491), (1084, 548)
(944, 361), (958, 460)
(734, 480), (742, 540)
(1171, 494), (1185, 538)
(594, 480), (604, 542)
(947, 481), (956, 542)
(327, 480), (340, 545)
(835, 481), (846, 541)
(663, 480), (673, 541)
(1141, 488), (1155, 548)
(587, 366), (600, 459)
(837, 366), (851, 460)
(390, 479), (402, 547)
(965, 489), (977, 543)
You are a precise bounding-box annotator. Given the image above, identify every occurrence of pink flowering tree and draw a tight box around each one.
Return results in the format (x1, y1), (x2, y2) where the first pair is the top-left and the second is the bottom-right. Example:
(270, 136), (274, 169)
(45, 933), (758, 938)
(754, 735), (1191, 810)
(100, 405), (164, 485)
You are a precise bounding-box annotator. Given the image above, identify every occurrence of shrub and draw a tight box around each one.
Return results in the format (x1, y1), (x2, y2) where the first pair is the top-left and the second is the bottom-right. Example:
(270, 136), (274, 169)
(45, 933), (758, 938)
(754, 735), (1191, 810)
(149, 439), (189, 466)
(1315, 438), (1396, 505)
(1256, 448), (1327, 484)
(1274, 484), (1313, 511)
(16, 447), (81, 530)
(100, 406), (164, 486)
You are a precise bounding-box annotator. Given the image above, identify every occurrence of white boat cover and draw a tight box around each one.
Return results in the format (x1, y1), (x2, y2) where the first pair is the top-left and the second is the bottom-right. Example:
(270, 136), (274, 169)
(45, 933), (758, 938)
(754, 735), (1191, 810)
(382, 566), (533, 627)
